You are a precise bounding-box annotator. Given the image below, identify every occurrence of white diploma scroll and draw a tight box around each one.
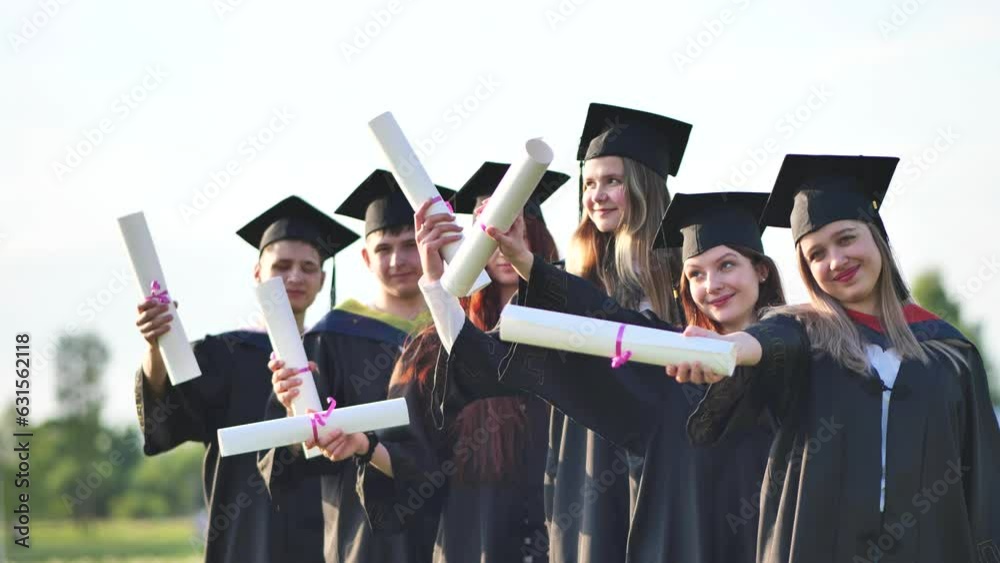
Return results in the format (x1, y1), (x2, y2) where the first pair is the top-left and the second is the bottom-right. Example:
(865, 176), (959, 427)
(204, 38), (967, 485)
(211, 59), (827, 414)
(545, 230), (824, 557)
(368, 111), (492, 295)
(498, 305), (737, 376)
(118, 212), (201, 385)
(255, 277), (323, 415)
(254, 278), (326, 458)
(217, 398), (410, 457)
(440, 139), (554, 298)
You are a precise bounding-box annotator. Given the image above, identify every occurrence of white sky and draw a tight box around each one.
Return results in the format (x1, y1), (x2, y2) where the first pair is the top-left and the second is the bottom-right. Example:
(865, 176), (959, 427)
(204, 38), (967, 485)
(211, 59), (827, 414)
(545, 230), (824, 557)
(2, 0), (998, 426)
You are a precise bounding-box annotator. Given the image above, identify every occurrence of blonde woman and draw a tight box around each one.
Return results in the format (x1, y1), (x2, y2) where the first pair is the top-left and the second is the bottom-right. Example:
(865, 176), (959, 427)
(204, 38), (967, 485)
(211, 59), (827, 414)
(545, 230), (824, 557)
(668, 155), (1000, 563)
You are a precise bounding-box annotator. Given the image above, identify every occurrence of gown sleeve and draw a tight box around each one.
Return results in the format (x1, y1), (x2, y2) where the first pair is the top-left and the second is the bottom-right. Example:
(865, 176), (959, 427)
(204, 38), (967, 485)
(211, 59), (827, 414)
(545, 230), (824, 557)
(356, 350), (455, 534)
(687, 314), (810, 447)
(494, 255), (678, 454)
(956, 345), (1000, 560)
(134, 336), (228, 455)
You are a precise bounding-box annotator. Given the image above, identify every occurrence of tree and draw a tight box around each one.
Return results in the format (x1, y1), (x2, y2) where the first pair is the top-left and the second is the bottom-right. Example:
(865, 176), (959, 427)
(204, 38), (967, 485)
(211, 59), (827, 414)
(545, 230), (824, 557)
(911, 270), (998, 404)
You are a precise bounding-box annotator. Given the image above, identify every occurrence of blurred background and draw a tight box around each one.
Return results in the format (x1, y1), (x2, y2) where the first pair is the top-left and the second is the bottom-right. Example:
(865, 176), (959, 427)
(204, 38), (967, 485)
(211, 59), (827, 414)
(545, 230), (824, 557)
(2, 0), (998, 560)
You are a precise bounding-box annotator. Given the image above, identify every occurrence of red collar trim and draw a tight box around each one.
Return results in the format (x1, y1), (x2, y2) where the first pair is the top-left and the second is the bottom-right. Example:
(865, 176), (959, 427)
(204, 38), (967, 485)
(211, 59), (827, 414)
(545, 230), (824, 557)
(846, 304), (940, 334)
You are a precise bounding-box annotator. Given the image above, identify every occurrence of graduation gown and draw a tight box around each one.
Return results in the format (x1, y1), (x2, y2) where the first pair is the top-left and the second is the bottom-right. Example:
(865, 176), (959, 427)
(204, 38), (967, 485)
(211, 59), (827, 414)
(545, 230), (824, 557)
(134, 329), (325, 563)
(688, 307), (1000, 563)
(257, 300), (433, 563)
(356, 331), (550, 563)
(496, 256), (771, 563)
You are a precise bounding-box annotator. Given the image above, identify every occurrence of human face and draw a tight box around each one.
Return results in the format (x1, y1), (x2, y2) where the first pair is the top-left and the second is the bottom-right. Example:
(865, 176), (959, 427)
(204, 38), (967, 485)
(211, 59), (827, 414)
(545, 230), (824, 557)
(581, 156), (629, 232)
(684, 245), (764, 333)
(255, 240), (325, 313)
(362, 227), (423, 299)
(799, 220), (882, 315)
(476, 197), (525, 289)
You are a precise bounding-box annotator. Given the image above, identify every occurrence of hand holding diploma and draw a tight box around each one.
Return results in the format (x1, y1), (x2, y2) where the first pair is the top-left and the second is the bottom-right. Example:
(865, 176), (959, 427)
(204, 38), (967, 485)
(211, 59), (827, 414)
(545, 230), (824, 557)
(414, 199), (465, 283)
(663, 326), (764, 384)
(478, 199), (534, 282)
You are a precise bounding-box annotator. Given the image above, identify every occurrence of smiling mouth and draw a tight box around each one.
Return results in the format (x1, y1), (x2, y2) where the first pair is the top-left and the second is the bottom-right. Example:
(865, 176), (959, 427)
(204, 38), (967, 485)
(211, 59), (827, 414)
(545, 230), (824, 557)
(708, 294), (735, 307)
(834, 265), (861, 282)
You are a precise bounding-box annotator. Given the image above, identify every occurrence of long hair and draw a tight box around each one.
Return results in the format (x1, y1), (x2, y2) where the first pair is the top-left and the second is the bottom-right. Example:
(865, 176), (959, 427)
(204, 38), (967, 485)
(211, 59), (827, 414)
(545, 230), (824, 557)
(390, 213), (559, 483)
(679, 246), (786, 333)
(767, 222), (967, 374)
(566, 157), (682, 323)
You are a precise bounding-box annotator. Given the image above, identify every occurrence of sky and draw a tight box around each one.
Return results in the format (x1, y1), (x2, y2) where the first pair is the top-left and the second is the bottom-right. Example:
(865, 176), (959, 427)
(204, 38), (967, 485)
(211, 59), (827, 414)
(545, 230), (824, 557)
(2, 0), (999, 427)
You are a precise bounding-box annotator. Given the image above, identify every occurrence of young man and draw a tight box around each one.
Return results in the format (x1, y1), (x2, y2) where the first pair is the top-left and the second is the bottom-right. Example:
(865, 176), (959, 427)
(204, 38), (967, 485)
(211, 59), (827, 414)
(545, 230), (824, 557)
(259, 170), (451, 563)
(134, 196), (357, 563)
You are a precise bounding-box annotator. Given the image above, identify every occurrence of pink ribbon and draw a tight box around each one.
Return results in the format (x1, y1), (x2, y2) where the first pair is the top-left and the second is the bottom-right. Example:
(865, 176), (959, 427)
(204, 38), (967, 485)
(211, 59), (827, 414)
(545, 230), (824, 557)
(147, 280), (171, 305)
(611, 324), (632, 369)
(310, 397), (338, 444)
(428, 195), (453, 214)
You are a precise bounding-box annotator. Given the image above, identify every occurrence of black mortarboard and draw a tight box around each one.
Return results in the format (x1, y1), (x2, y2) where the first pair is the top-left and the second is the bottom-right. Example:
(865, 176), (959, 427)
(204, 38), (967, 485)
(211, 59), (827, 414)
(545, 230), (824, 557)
(237, 195), (359, 262)
(762, 154), (908, 299)
(657, 192), (769, 260)
(761, 154), (899, 243)
(336, 169), (455, 236)
(577, 103), (693, 179)
(450, 162), (570, 224)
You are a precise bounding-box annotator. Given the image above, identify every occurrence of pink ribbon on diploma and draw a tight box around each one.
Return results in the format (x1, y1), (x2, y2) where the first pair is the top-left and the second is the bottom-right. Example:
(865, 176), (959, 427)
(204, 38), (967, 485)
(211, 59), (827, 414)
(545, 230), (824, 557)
(428, 195), (454, 214)
(611, 324), (632, 369)
(310, 397), (338, 444)
(147, 280), (171, 305)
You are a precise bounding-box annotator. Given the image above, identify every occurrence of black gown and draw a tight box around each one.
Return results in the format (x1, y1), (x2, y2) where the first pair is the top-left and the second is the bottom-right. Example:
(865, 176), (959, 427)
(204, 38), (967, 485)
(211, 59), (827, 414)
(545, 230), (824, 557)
(355, 332), (550, 563)
(495, 256), (772, 563)
(257, 303), (434, 563)
(688, 307), (1000, 563)
(134, 329), (324, 563)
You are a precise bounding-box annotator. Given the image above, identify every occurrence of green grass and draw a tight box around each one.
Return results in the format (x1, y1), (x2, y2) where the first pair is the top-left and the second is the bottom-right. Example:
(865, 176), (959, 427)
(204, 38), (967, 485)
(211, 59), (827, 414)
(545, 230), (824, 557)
(5, 518), (203, 562)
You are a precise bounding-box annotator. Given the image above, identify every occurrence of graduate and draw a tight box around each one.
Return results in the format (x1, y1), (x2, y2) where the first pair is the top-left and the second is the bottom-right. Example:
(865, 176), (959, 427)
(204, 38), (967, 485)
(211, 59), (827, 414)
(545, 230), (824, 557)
(485, 192), (783, 562)
(133, 195), (353, 563)
(536, 102), (690, 563)
(340, 162), (569, 562)
(667, 155), (1000, 563)
(261, 170), (441, 563)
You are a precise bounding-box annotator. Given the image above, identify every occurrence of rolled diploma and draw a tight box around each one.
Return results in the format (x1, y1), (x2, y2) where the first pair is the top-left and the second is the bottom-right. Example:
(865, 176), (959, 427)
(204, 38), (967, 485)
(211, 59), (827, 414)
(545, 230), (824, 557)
(218, 398), (410, 457)
(255, 277), (323, 415)
(498, 305), (737, 376)
(254, 278), (327, 458)
(440, 139), (553, 298)
(368, 111), (491, 295)
(117, 212), (201, 385)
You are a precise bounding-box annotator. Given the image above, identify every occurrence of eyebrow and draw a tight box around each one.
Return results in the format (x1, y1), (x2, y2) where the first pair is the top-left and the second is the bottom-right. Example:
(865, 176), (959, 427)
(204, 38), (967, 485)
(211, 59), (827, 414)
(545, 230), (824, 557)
(715, 252), (739, 264)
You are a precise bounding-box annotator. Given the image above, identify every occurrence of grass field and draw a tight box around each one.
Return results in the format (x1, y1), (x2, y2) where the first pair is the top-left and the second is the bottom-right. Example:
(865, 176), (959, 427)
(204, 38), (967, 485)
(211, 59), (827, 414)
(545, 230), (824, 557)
(4, 518), (203, 562)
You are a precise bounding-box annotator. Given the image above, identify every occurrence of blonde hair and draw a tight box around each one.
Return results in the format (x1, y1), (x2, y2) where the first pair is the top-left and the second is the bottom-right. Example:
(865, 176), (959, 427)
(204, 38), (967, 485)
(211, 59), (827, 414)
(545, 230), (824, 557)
(567, 157), (682, 323)
(766, 222), (967, 374)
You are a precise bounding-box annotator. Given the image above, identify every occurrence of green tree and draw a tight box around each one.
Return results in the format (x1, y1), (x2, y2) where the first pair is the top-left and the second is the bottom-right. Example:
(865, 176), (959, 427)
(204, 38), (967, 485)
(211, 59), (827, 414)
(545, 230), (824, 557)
(911, 270), (998, 404)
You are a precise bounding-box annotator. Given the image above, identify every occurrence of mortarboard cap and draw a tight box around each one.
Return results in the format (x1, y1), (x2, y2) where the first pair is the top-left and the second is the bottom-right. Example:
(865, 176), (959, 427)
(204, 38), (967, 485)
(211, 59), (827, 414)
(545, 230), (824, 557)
(450, 162), (570, 224)
(657, 192), (769, 261)
(336, 169), (455, 236)
(761, 154), (899, 243)
(577, 103), (693, 179)
(237, 195), (359, 263)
